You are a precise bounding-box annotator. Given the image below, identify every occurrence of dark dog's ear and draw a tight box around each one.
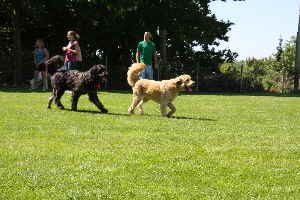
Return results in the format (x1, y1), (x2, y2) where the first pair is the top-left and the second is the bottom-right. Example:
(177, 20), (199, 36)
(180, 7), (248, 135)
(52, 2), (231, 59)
(90, 66), (96, 74)
(99, 64), (106, 69)
(58, 56), (64, 66)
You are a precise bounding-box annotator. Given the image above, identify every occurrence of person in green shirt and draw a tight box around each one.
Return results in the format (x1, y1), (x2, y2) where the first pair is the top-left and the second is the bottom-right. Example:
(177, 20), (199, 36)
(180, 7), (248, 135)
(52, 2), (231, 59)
(136, 32), (158, 80)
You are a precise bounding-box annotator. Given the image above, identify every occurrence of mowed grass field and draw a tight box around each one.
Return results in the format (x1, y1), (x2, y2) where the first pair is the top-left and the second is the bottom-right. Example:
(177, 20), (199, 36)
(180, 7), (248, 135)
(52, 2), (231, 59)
(0, 88), (299, 200)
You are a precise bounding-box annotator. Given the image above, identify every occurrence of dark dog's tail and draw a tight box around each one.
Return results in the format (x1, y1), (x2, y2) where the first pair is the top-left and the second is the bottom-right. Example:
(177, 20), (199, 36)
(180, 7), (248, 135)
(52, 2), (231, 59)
(127, 63), (146, 87)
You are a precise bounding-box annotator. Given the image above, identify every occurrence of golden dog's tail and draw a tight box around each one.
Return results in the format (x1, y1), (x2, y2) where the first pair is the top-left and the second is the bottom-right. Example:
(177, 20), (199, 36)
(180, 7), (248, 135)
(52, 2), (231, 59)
(127, 63), (146, 87)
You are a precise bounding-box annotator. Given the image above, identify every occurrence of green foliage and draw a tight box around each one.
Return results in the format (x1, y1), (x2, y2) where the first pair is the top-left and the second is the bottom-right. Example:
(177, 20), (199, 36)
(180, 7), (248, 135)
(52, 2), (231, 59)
(219, 62), (238, 74)
(281, 37), (296, 75)
(1, 0), (241, 86)
(218, 36), (296, 92)
(0, 89), (299, 199)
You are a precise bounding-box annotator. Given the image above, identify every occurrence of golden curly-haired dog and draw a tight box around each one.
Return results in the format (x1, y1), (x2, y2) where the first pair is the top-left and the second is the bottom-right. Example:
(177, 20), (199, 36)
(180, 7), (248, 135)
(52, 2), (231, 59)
(127, 63), (194, 117)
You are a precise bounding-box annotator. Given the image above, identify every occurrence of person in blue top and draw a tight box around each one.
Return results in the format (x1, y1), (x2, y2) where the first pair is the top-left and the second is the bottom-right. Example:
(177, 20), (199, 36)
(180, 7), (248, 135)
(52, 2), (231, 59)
(136, 32), (158, 80)
(31, 39), (49, 90)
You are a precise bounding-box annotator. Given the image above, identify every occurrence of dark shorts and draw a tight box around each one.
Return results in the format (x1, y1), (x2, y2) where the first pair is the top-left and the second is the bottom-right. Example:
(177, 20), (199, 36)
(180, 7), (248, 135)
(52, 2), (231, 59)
(64, 61), (78, 70)
(64, 61), (84, 71)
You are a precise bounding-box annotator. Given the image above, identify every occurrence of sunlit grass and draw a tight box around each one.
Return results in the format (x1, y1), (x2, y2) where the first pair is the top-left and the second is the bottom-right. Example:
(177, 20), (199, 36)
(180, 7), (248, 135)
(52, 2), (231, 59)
(0, 88), (299, 199)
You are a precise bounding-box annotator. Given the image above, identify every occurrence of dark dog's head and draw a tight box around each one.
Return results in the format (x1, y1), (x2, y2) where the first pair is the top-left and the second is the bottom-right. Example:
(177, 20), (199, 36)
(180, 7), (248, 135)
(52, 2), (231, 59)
(37, 55), (64, 75)
(89, 64), (108, 82)
(47, 55), (65, 74)
(46, 55), (64, 67)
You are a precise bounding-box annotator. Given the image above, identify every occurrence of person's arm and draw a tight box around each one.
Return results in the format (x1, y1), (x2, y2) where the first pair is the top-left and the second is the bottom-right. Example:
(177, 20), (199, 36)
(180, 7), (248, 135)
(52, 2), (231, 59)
(64, 44), (79, 54)
(62, 41), (78, 54)
(67, 41), (79, 54)
(74, 43), (80, 55)
(136, 42), (141, 63)
(62, 42), (68, 51)
(136, 51), (140, 63)
(44, 48), (50, 61)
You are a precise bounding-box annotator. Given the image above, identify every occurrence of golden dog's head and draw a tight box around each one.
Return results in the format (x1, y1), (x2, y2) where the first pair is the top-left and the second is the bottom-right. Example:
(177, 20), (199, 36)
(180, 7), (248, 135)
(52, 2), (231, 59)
(175, 74), (195, 91)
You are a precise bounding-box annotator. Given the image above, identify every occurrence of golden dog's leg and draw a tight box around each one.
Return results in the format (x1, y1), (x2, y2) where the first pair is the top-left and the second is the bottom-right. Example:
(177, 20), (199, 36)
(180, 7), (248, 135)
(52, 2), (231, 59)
(160, 103), (168, 117)
(167, 103), (176, 117)
(137, 99), (148, 115)
(128, 95), (142, 114)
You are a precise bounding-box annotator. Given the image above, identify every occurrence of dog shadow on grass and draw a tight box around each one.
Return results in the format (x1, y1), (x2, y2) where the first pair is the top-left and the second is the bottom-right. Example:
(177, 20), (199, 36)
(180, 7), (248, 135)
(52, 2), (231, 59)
(64, 108), (131, 117)
(63, 109), (215, 121)
(132, 113), (216, 121)
(170, 116), (215, 121)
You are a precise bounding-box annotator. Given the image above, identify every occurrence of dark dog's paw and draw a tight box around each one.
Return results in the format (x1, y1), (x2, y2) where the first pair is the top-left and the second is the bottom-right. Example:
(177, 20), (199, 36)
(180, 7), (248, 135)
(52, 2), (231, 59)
(101, 108), (108, 113)
(58, 106), (65, 110)
(71, 109), (77, 112)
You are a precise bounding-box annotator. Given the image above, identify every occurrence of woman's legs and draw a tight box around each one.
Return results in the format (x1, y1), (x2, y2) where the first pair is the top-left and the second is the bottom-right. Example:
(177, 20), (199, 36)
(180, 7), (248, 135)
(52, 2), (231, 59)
(42, 70), (48, 91)
(31, 70), (41, 89)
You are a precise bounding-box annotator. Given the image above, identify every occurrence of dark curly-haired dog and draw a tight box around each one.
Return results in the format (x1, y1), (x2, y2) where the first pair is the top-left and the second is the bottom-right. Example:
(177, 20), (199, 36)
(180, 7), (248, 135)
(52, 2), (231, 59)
(47, 64), (108, 113)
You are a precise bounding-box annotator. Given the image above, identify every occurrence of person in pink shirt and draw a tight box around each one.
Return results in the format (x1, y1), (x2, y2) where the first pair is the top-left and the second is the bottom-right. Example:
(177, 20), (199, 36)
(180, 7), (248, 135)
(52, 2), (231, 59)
(62, 30), (82, 70)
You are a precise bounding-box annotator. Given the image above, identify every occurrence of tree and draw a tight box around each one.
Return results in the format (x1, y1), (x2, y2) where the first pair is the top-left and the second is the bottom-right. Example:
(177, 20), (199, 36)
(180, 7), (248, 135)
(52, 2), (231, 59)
(1, 0), (244, 87)
(274, 37), (296, 93)
(0, 0), (24, 86)
(217, 36), (296, 92)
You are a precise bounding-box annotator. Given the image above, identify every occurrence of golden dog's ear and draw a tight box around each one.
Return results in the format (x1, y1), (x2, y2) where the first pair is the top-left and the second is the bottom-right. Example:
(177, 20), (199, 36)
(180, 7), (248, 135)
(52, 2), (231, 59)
(176, 79), (182, 87)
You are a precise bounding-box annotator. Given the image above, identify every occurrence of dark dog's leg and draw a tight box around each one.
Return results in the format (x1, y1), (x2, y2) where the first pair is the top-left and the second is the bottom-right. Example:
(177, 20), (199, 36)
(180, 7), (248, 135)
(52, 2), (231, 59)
(167, 102), (176, 117)
(71, 93), (81, 111)
(88, 92), (108, 113)
(47, 89), (55, 109)
(55, 89), (65, 109)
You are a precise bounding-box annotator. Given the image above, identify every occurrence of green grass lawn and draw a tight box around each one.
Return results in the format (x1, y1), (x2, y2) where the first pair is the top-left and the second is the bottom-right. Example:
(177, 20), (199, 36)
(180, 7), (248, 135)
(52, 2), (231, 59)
(0, 88), (299, 200)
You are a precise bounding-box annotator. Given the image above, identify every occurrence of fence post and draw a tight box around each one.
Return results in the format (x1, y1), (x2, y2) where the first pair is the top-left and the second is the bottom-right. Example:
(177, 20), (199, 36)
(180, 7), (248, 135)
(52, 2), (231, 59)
(196, 62), (199, 91)
(105, 55), (108, 89)
(295, 12), (300, 92)
(240, 63), (244, 92)
(157, 52), (160, 81)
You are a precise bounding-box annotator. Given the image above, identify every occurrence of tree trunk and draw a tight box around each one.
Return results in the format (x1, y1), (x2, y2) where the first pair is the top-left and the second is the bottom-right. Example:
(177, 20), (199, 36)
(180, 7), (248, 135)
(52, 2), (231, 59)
(160, 29), (168, 64)
(240, 64), (244, 92)
(294, 14), (300, 92)
(282, 71), (285, 94)
(13, 0), (23, 86)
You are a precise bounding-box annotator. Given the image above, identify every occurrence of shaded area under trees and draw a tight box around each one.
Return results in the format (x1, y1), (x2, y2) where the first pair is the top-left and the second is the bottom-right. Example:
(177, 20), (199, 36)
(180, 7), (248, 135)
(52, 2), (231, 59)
(1, 0), (243, 89)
